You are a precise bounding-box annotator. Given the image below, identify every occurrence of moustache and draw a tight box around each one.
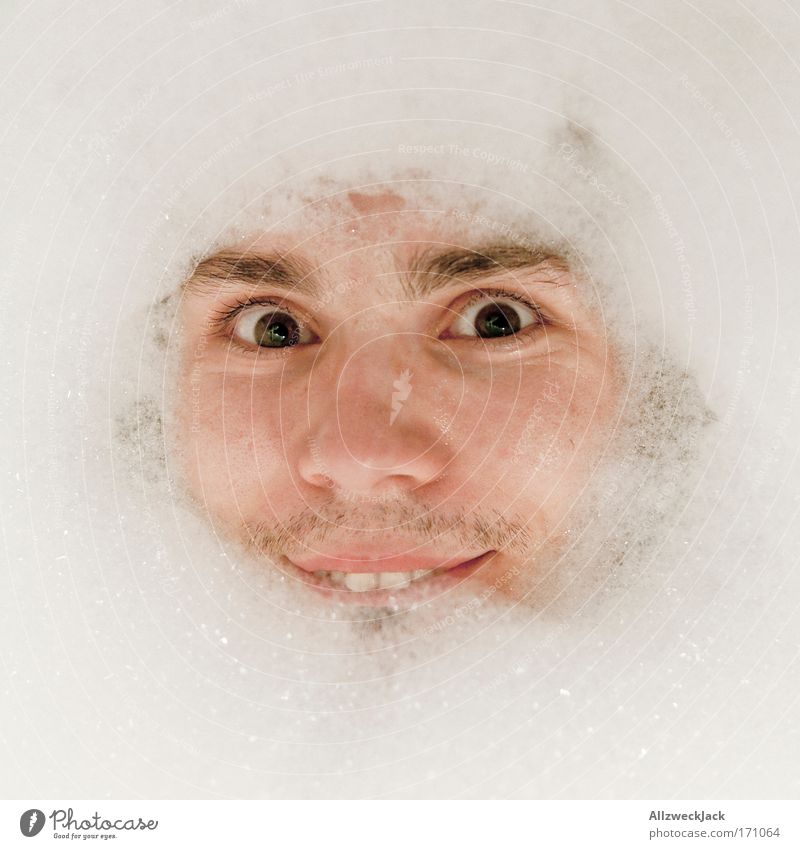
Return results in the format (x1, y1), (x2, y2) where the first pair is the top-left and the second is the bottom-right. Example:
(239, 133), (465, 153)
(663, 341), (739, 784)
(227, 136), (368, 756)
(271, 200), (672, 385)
(246, 503), (533, 558)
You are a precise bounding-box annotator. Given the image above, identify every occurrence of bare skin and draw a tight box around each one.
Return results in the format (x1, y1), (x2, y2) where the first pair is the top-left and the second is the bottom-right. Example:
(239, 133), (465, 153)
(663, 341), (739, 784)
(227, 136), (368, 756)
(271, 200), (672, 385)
(175, 187), (620, 608)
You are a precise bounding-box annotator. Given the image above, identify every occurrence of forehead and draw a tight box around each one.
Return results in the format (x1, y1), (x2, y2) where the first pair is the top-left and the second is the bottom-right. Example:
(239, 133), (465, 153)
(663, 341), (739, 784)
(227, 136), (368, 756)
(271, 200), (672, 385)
(345, 189), (407, 215)
(181, 185), (581, 310)
(244, 187), (469, 265)
(213, 186), (562, 283)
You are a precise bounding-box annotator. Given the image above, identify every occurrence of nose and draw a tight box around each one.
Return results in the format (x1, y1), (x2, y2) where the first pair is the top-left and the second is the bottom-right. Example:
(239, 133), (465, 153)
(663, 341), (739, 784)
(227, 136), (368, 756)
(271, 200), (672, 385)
(297, 336), (452, 496)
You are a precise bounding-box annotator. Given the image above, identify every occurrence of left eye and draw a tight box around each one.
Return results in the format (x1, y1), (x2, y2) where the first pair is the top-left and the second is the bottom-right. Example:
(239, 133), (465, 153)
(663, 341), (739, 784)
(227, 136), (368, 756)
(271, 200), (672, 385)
(448, 295), (542, 339)
(232, 306), (316, 348)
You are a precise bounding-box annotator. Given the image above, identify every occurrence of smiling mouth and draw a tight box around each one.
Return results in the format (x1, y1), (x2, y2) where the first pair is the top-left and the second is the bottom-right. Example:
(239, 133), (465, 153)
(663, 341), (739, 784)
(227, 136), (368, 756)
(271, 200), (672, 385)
(310, 566), (449, 592)
(282, 550), (496, 602)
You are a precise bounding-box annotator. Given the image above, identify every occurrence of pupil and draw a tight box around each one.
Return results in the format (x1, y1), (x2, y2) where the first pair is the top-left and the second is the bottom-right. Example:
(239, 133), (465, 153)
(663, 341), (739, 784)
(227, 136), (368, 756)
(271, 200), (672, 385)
(475, 303), (521, 338)
(254, 313), (299, 347)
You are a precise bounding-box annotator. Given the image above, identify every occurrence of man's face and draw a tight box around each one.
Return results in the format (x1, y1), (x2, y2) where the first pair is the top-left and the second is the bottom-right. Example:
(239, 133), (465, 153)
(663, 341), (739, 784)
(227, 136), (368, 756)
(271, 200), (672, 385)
(176, 188), (619, 608)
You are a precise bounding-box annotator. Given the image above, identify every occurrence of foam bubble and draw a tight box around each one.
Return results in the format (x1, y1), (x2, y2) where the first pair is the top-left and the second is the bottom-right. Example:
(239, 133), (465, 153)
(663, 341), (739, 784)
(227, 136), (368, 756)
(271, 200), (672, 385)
(2, 0), (798, 799)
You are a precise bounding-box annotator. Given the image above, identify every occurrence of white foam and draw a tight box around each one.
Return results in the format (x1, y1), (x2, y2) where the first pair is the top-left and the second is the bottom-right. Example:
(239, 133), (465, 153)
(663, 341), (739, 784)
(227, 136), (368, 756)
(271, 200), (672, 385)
(1, 0), (798, 799)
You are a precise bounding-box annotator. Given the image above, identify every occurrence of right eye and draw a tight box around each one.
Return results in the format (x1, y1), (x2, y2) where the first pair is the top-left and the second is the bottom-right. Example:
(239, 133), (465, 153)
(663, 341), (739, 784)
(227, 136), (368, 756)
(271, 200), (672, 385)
(232, 305), (316, 349)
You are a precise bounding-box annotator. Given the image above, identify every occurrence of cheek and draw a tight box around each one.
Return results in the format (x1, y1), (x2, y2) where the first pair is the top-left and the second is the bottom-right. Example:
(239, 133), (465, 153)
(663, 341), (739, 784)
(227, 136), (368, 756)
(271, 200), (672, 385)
(178, 370), (295, 512)
(457, 368), (609, 488)
(499, 378), (572, 471)
(454, 369), (564, 444)
(515, 367), (617, 483)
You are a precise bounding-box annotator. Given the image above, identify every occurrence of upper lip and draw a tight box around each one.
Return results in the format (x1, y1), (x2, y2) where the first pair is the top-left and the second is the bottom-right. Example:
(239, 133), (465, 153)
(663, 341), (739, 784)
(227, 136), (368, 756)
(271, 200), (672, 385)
(289, 549), (487, 574)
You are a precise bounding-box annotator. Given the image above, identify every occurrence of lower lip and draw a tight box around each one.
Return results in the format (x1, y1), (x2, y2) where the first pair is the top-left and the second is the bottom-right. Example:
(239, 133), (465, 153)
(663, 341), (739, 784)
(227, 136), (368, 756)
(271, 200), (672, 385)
(281, 551), (496, 607)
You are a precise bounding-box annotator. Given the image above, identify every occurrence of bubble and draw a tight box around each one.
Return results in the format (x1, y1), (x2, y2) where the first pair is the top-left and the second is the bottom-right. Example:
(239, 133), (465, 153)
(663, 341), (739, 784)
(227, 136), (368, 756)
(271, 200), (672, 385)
(2, 0), (798, 800)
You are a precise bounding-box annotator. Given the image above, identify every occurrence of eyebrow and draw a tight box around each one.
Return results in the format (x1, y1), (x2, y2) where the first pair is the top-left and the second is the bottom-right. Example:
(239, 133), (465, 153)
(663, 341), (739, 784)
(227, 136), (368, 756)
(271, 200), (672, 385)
(184, 242), (567, 301)
(406, 243), (568, 298)
(184, 251), (322, 299)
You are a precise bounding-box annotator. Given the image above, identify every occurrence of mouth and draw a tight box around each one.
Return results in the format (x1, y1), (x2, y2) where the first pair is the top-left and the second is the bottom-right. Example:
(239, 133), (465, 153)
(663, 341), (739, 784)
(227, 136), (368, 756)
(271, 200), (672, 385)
(281, 550), (497, 606)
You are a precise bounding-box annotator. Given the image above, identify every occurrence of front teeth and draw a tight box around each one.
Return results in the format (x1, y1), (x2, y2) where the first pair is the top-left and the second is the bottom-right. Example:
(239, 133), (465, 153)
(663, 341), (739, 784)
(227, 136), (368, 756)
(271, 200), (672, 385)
(311, 569), (436, 592)
(371, 572), (411, 590)
(343, 572), (380, 592)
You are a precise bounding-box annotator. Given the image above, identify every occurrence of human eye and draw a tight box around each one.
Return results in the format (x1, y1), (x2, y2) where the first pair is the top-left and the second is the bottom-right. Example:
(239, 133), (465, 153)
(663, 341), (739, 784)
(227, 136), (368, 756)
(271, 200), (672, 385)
(442, 291), (548, 341)
(220, 300), (318, 350)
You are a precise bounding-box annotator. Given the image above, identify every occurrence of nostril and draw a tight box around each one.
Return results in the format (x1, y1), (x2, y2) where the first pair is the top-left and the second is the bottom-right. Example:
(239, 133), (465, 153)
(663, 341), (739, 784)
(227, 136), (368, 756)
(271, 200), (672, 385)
(297, 417), (448, 496)
(298, 437), (336, 490)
